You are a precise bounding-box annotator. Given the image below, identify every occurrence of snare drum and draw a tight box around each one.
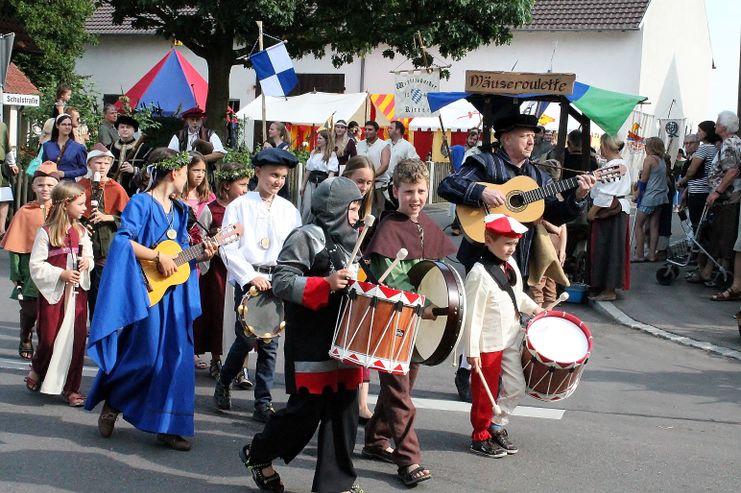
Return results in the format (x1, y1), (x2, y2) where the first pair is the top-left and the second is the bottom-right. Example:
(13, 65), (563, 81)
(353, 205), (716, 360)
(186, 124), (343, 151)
(329, 280), (424, 374)
(520, 311), (593, 402)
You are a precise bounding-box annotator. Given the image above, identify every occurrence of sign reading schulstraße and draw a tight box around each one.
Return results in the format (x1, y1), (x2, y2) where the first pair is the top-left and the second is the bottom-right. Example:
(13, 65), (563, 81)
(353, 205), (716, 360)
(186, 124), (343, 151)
(2, 93), (40, 106)
(465, 71), (576, 96)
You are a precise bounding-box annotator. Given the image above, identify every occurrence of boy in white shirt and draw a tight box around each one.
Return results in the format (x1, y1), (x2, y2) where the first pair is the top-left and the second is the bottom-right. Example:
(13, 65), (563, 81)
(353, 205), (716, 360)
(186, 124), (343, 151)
(214, 148), (301, 423)
(464, 214), (543, 458)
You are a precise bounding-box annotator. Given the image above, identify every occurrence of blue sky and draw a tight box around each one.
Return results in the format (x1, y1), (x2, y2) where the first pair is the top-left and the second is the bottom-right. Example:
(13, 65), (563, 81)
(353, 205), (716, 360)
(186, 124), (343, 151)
(706, 0), (740, 116)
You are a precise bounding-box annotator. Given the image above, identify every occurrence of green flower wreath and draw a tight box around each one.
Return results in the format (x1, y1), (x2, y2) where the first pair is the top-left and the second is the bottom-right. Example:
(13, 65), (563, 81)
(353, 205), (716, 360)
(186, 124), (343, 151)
(153, 151), (191, 171)
(214, 164), (253, 182)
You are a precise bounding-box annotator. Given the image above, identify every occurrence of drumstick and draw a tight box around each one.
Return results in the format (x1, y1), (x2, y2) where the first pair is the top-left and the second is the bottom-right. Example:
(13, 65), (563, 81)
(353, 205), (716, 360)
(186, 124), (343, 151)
(377, 248), (408, 284)
(543, 292), (569, 311)
(474, 365), (502, 416)
(344, 214), (376, 270)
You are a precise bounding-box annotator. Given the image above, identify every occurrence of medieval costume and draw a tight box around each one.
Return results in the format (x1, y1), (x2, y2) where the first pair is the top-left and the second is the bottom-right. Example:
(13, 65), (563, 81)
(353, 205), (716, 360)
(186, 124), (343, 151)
(85, 192), (201, 437)
(107, 116), (152, 195)
(79, 155), (129, 317)
(243, 177), (363, 493)
(362, 209), (455, 484)
(29, 225), (93, 396)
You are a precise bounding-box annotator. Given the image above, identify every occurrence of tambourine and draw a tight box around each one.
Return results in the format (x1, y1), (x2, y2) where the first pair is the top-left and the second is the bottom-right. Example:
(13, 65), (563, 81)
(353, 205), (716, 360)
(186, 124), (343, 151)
(236, 286), (285, 343)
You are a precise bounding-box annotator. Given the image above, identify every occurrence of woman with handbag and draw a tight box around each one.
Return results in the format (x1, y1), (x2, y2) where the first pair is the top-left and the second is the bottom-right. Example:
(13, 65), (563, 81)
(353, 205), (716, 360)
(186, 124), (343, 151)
(588, 134), (632, 301)
(41, 114), (88, 182)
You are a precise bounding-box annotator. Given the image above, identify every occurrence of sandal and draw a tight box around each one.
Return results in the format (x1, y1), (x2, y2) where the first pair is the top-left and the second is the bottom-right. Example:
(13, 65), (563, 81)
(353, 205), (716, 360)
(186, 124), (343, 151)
(361, 445), (395, 464)
(18, 340), (33, 360)
(711, 288), (741, 301)
(24, 371), (40, 392)
(195, 358), (208, 370)
(209, 358), (222, 380)
(631, 257), (647, 263)
(398, 465), (431, 487)
(63, 391), (85, 407)
(239, 444), (284, 492)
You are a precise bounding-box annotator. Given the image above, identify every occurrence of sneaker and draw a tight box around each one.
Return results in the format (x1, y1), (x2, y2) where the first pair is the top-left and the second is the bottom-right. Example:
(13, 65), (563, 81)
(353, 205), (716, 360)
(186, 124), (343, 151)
(253, 403), (276, 423)
(488, 426), (518, 454)
(455, 367), (472, 402)
(469, 439), (507, 458)
(214, 378), (231, 410)
(233, 368), (254, 390)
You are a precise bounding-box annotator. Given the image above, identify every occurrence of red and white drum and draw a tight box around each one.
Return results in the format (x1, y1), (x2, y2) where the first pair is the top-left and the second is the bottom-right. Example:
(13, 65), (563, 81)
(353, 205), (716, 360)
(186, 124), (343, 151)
(330, 280), (424, 375)
(520, 311), (593, 402)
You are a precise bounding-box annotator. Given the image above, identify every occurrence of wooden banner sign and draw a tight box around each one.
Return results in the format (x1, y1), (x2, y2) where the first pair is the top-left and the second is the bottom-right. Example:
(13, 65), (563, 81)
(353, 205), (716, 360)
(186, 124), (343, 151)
(465, 71), (576, 96)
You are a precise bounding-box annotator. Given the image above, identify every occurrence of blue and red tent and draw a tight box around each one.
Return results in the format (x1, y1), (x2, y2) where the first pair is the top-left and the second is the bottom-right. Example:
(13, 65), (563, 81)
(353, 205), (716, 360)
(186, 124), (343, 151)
(121, 49), (208, 117)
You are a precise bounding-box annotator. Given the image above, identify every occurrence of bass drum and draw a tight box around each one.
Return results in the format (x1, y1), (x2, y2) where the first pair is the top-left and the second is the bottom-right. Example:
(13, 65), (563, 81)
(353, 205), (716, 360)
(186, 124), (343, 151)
(408, 260), (466, 366)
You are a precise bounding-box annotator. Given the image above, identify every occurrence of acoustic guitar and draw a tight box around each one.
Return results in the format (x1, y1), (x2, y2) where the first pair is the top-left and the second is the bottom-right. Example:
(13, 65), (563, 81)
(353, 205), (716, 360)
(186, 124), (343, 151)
(140, 223), (242, 307)
(457, 165), (624, 244)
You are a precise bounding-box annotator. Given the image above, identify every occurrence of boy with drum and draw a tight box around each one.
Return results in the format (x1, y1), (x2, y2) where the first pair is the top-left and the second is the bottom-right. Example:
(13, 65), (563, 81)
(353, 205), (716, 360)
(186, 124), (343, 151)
(362, 158), (456, 487)
(464, 214), (543, 458)
(240, 177), (365, 493)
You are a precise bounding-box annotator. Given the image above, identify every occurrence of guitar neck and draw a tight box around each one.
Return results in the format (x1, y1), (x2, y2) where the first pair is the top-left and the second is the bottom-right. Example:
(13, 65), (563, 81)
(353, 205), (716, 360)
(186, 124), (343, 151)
(520, 176), (580, 205)
(175, 243), (205, 267)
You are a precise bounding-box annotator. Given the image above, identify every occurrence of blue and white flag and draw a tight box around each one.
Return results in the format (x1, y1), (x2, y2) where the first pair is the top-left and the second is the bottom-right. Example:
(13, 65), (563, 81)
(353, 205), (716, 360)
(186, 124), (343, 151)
(250, 42), (298, 97)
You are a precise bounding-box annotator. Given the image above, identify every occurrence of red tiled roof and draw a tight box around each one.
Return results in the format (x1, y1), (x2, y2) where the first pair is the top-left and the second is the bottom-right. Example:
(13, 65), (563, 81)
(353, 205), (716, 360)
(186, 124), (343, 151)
(4, 63), (39, 95)
(86, 0), (652, 35)
(521, 0), (651, 31)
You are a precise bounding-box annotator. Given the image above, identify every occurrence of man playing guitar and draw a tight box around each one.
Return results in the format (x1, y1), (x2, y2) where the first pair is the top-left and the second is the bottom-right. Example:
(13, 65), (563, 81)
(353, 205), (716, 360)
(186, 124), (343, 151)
(438, 113), (596, 399)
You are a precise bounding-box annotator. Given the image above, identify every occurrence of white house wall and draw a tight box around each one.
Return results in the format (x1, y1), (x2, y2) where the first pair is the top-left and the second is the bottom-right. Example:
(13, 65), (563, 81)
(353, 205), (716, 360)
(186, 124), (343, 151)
(638, 0), (714, 130)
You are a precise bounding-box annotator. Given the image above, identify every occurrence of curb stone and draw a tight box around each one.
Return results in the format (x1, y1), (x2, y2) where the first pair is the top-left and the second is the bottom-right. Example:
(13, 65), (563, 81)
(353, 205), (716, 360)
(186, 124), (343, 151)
(590, 299), (741, 362)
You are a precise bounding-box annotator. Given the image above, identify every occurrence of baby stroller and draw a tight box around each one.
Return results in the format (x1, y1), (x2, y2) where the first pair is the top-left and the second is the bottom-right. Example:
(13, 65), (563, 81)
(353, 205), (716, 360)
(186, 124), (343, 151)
(655, 207), (730, 286)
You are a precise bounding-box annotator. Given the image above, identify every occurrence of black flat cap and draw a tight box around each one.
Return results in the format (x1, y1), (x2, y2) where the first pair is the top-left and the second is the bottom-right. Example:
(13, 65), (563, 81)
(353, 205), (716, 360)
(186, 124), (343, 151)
(115, 115), (140, 132)
(494, 114), (539, 134)
(253, 147), (299, 169)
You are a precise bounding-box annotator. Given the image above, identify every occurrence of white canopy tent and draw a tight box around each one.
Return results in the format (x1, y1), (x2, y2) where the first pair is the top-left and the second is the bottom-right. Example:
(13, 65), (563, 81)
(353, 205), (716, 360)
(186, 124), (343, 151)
(236, 91), (379, 126)
(409, 98), (482, 132)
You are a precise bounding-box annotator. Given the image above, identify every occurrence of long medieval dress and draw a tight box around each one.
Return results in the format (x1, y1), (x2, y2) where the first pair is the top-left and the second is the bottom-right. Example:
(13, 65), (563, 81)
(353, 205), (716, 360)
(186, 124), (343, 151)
(85, 193), (201, 437)
(193, 199), (227, 358)
(29, 225), (92, 395)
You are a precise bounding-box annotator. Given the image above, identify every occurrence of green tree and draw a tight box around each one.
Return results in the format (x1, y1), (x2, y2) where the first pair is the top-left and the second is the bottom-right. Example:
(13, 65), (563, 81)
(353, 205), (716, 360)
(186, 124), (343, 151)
(7, 0), (96, 85)
(104, 0), (533, 138)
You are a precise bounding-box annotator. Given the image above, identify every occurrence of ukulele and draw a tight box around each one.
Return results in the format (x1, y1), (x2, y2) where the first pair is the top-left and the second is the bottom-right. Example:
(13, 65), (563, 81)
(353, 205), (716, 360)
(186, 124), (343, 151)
(456, 165), (624, 244)
(140, 223), (243, 307)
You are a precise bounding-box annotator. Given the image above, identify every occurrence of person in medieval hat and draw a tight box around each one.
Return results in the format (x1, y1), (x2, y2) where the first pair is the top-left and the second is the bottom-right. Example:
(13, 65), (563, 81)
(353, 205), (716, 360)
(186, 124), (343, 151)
(438, 113), (596, 402)
(108, 115), (152, 195)
(168, 106), (226, 167)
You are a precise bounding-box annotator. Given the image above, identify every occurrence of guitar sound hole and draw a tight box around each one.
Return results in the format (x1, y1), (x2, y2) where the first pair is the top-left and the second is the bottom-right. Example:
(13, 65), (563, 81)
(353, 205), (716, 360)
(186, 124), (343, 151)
(509, 193), (525, 209)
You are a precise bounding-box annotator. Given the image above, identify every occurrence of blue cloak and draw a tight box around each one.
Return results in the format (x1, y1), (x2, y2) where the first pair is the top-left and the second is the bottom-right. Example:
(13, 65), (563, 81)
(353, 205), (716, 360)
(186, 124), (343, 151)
(85, 193), (202, 437)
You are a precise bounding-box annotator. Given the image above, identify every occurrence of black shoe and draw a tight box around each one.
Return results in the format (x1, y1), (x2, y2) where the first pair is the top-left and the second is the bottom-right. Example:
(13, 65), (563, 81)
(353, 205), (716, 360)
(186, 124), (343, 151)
(488, 426), (518, 454)
(469, 439), (507, 458)
(214, 379), (231, 410)
(455, 367), (472, 402)
(239, 444), (284, 492)
(253, 404), (276, 423)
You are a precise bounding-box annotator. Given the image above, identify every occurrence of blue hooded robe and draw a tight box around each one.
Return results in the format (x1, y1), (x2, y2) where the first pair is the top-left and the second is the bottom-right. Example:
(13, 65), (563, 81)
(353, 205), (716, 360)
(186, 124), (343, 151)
(85, 193), (202, 437)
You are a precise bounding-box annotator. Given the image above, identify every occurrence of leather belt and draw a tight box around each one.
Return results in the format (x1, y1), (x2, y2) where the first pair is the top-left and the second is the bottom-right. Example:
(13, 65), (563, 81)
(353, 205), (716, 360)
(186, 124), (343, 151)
(254, 265), (275, 274)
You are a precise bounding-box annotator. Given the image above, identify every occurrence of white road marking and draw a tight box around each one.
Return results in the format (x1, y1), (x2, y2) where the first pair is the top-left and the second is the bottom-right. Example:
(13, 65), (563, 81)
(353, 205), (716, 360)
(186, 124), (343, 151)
(366, 394), (565, 419)
(0, 358), (565, 420)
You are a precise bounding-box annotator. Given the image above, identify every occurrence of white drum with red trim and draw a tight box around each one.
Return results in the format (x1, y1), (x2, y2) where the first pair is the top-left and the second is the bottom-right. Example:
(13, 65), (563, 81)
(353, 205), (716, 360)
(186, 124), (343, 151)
(520, 311), (593, 402)
(330, 280), (424, 375)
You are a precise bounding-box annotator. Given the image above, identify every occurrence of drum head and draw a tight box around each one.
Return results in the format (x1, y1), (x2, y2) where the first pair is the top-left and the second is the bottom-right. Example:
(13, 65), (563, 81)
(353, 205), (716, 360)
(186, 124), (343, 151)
(240, 289), (285, 339)
(527, 312), (590, 365)
(408, 260), (466, 366)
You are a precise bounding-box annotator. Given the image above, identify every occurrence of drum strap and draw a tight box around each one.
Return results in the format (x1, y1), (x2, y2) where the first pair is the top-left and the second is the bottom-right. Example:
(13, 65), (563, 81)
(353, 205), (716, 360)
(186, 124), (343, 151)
(480, 258), (521, 319)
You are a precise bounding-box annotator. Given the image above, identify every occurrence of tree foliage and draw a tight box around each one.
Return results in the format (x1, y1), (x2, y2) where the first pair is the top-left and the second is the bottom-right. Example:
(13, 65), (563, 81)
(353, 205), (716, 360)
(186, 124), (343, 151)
(7, 0), (96, 85)
(103, 0), (534, 138)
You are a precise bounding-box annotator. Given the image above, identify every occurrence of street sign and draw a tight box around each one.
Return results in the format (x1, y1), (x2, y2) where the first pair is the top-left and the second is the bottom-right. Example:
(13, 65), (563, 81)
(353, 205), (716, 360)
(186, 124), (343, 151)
(2, 93), (40, 106)
(465, 71), (575, 96)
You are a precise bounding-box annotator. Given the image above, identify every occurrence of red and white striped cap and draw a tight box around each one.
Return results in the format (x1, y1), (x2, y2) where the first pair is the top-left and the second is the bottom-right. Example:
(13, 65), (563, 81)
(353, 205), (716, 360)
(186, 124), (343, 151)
(484, 213), (528, 238)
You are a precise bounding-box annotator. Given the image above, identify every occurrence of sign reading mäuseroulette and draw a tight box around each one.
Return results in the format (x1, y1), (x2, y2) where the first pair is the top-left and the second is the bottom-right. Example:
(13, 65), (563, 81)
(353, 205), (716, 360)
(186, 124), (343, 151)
(465, 71), (575, 96)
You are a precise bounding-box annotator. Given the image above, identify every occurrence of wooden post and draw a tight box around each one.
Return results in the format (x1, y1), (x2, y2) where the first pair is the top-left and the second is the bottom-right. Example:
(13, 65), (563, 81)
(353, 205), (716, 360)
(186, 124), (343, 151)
(556, 98), (569, 164)
(256, 21), (267, 146)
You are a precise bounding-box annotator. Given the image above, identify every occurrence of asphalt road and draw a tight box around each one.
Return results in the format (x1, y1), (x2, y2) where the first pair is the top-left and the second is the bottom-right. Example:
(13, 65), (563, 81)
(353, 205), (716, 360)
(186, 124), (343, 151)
(0, 207), (739, 492)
